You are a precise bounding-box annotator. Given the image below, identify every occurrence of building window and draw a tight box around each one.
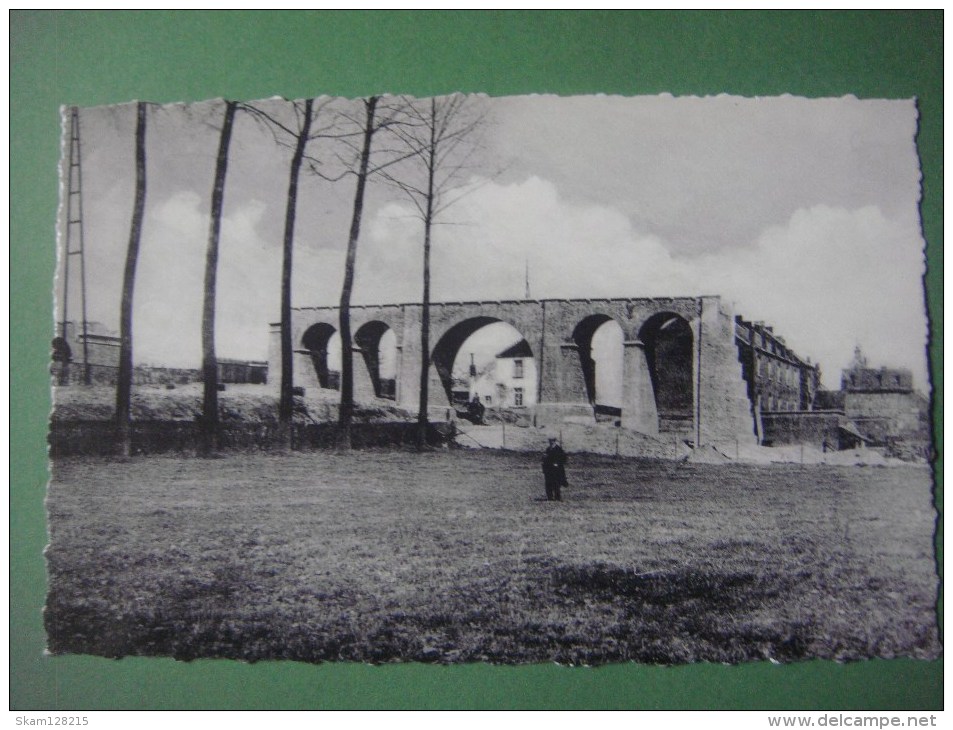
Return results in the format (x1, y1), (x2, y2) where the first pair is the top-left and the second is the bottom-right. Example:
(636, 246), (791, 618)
(514, 387), (523, 406)
(513, 359), (524, 379)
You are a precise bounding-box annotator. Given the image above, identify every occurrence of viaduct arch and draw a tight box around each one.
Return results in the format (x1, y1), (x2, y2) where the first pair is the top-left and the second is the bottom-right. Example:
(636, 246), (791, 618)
(272, 296), (756, 446)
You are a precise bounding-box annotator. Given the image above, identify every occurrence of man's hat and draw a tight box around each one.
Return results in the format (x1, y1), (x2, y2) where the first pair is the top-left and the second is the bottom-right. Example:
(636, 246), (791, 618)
(548, 436), (558, 442)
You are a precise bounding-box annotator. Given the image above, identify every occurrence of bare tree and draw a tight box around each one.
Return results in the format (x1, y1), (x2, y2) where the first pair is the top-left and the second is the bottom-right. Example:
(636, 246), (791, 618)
(332, 96), (413, 449)
(199, 99), (239, 455)
(243, 94), (415, 451)
(380, 94), (487, 449)
(242, 98), (334, 450)
(336, 96), (378, 449)
(115, 101), (148, 458)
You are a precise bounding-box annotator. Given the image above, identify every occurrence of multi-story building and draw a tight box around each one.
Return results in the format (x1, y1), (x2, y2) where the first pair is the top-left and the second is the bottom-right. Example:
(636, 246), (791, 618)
(758, 345), (931, 457)
(734, 316), (820, 414)
(837, 350), (930, 452)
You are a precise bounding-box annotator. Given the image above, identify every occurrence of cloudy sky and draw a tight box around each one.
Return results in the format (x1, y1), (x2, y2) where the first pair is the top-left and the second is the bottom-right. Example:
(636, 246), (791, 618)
(57, 93), (928, 390)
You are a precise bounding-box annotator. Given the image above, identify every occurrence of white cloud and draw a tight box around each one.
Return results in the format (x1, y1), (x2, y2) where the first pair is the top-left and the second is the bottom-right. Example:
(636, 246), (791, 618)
(214, 199), (278, 361)
(132, 192), (206, 366)
(682, 204), (928, 389)
(332, 176), (696, 304)
(132, 192), (278, 366)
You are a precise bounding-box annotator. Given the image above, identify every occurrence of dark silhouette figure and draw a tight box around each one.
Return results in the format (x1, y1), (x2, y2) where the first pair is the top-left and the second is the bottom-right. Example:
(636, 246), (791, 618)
(542, 437), (567, 501)
(467, 395), (485, 425)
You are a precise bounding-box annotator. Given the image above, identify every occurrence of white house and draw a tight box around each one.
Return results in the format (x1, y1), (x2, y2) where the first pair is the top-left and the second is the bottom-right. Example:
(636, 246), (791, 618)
(469, 339), (537, 409)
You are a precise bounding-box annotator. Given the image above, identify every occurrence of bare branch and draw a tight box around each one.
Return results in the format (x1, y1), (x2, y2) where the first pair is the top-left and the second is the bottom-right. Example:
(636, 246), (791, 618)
(365, 148), (421, 177)
(378, 93), (491, 221)
(431, 175), (494, 219)
(308, 159), (354, 183)
(239, 102), (299, 140)
(375, 169), (429, 218)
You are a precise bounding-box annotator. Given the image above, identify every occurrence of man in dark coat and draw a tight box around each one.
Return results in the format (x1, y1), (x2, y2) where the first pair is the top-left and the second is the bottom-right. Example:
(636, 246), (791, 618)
(542, 437), (567, 501)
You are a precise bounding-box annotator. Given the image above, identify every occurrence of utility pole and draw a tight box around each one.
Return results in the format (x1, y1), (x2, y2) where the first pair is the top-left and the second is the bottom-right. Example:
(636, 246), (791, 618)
(61, 107), (91, 385)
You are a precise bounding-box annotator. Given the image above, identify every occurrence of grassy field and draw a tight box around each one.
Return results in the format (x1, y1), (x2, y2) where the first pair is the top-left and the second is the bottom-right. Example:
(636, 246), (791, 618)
(44, 449), (940, 665)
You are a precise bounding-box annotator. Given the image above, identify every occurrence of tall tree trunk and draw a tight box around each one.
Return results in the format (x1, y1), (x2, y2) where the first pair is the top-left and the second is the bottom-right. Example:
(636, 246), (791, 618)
(338, 96), (378, 450)
(115, 101), (147, 458)
(416, 98), (438, 450)
(200, 100), (238, 456)
(278, 98), (314, 450)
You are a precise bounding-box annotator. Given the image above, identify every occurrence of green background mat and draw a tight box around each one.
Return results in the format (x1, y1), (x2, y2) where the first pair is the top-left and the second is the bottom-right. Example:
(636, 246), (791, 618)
(11, 11), (943, 710)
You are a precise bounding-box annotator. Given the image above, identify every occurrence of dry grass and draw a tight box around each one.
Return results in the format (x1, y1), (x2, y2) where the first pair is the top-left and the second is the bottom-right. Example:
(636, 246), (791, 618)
(44, 449), (940, 665)
(50, 383), (415, 423)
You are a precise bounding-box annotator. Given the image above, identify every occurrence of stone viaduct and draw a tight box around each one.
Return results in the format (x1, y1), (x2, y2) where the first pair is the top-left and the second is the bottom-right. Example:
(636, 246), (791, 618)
(270, 296), (757, 447)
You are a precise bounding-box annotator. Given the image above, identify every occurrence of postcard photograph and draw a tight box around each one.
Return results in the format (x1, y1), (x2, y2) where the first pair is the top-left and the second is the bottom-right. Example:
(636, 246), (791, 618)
(45, 92), (939, 666)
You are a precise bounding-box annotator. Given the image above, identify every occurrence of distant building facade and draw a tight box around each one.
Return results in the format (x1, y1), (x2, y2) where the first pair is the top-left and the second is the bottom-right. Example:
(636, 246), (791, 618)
(217, 358), (269, 385)
(468, 339), (538, 409)
(764, 346), (931, 457)
(734, 316), (820, 414)
(835, 349), (930, 454)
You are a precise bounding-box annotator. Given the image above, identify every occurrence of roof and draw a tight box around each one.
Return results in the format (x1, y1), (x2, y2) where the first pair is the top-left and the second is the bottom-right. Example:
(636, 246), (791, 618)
(838, 420), (872, 442)
(496, 339), (533, 359)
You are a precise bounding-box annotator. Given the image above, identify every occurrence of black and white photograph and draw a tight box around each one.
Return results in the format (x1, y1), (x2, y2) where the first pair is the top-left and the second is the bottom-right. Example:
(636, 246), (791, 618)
(45, 91), (939, 666)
